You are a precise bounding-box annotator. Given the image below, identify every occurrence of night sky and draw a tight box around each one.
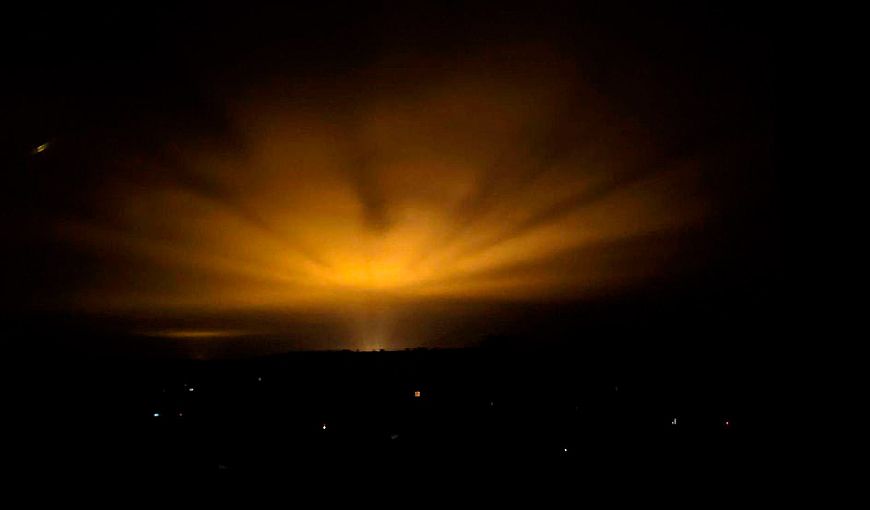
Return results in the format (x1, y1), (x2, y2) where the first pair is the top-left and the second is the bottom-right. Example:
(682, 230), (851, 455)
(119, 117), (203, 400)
(2, 3), (776, 355)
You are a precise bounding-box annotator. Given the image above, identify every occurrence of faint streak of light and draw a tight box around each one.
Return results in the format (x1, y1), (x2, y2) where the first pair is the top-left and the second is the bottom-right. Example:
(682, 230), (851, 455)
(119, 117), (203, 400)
(143, 329), (250, 339)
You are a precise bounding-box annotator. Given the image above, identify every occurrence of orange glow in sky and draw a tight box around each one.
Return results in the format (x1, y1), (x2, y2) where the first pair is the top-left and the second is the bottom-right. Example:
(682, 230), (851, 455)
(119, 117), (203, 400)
(37, 48), (716, 350)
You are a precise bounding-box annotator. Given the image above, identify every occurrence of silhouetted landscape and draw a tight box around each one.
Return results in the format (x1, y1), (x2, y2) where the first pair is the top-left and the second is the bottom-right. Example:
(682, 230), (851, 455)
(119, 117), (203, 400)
(19, 349), (747, 473)
(9, 296), (762, 476)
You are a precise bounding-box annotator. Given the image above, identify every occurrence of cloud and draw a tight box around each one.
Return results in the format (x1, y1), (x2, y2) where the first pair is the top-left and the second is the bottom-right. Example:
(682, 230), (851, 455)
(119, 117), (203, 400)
(44, 46), (713, 339)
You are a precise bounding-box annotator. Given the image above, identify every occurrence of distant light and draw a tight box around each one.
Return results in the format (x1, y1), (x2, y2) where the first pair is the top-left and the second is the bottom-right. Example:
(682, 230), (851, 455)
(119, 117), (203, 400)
(563, 448), (568, 452)
(322, 424), (327, 430)
(153, 413), (160, 417)
(725, 420), (731, 427)
(32, 142), (49, 154)
(671, 418), (678, 425)
(257, 377), (263, 382)
(189, 387), (194, 392)
(414, 390), (421, 398)
(178, 412), (183, 417)
(490, 401), (494, 407)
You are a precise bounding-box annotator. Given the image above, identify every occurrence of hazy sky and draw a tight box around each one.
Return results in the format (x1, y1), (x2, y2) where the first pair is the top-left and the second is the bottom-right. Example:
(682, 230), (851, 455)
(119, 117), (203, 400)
(3, 4), (776, 352)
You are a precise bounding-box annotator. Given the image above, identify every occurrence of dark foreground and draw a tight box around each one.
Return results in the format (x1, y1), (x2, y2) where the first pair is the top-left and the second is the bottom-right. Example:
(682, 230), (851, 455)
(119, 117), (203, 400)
(11, 345), (753, 478)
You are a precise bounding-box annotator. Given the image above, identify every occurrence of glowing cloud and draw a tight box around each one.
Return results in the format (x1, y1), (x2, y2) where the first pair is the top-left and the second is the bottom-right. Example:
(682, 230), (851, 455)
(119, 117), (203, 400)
(53, 48), (710, 325)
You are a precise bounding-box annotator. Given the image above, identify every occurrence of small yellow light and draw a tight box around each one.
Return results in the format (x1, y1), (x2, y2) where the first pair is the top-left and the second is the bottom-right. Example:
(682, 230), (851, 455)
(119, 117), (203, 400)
(33, 142), (50, 154)
(414, 390), (421, 398)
